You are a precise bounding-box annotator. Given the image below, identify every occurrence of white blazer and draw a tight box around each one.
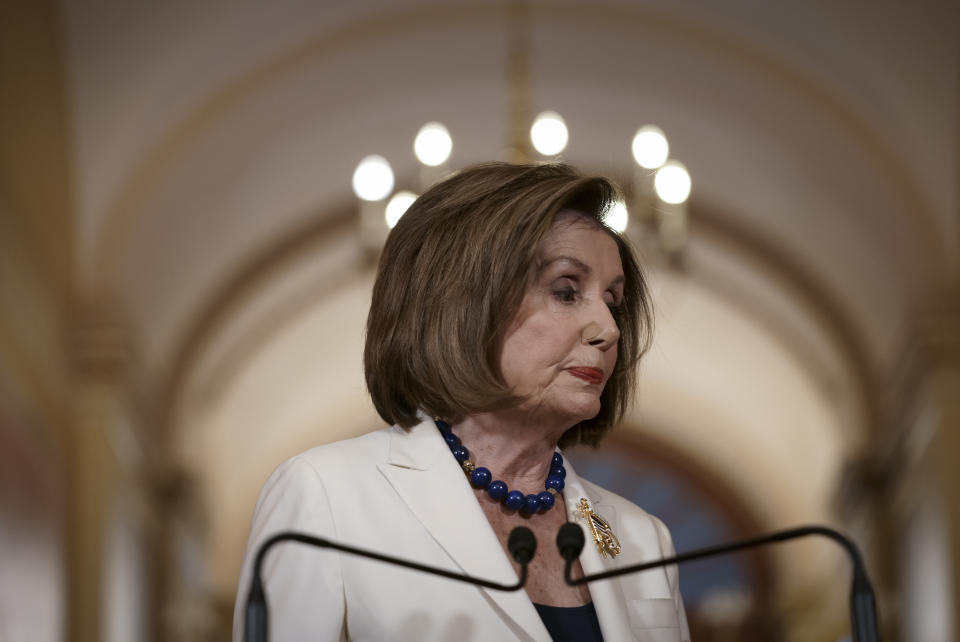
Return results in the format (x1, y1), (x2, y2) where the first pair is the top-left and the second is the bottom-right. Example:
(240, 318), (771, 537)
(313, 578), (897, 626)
(233, 417), (690, 641)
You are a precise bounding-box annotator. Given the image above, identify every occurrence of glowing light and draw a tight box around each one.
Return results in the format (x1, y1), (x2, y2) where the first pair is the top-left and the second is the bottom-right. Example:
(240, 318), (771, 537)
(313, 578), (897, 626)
(413, 122), (452, 166)
(654, 160), (691, 204)
(631, 125), (669, 169)
(530, 111), (568, 156)
(352, 155), (394, 201)
(385, 191), (417, 228)
(604, 201), (629, 233)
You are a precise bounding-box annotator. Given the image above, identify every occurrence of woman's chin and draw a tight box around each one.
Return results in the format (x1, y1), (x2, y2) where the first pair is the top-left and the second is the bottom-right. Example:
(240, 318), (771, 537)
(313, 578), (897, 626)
(552, 398), (602, 426)
(511, 390), (603, 427)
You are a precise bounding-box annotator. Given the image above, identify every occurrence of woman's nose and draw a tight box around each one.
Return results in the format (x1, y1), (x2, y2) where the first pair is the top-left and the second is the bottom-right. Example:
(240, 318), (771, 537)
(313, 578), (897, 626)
(581, 308), (620, 349)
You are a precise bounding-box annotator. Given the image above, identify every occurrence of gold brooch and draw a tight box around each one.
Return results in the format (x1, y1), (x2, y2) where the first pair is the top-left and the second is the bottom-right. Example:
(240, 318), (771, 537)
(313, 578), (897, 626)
(576, 498), (621, 558)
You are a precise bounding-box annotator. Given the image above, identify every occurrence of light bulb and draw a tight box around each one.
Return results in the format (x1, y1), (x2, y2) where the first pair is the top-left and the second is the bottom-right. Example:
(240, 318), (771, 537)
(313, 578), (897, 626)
(654, 160), (691, 204)
(530, 111), (568, 156)
(385, 191), (417, 228)
(352, 155), (395, 201)
(631, 125), (669, 169)
(413, 122), (452, 167)
(604, 201), (629, 233)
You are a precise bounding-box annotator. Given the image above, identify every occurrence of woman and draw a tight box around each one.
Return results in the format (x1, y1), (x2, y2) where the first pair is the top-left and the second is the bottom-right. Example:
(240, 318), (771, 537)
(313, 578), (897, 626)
(233, 163), (689, 641)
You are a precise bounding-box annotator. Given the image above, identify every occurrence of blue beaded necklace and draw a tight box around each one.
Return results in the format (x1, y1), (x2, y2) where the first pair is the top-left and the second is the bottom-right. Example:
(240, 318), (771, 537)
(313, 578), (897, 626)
(436, 419), (566, 515)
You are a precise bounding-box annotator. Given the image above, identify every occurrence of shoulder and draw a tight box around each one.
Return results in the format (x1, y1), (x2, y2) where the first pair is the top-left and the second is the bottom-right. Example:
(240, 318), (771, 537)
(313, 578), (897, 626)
(254, 425), (397, 505)
(290, 425), (395, 472)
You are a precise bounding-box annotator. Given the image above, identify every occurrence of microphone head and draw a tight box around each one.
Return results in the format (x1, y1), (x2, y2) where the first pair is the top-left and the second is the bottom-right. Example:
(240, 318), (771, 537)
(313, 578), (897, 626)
(507, 526), (537, 564)
(557, 522), (585, 561)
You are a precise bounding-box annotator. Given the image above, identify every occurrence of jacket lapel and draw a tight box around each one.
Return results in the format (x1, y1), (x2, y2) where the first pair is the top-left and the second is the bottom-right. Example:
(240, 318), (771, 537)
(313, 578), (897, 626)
(376, 418), (549, 641)
(562, 460), (635, 641)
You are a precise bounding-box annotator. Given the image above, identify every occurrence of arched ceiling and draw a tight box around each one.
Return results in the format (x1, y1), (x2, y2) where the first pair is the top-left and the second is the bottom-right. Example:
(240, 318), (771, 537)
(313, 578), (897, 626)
(63, 0), (958, 383)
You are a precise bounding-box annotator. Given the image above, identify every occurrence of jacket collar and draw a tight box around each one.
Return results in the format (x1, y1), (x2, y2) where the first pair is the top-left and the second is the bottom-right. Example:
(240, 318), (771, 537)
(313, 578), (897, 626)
(378, 416), (550, 641)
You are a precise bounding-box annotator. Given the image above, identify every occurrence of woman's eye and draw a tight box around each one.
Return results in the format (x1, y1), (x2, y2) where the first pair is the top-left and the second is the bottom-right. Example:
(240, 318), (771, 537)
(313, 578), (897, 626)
(605, 287), (624, 308)
(553, 287), (578, 303)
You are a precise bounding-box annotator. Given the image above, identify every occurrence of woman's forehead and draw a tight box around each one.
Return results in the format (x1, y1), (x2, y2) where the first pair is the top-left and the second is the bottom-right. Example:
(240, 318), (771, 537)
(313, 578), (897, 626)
(541, 214), (619, 255)
(537, 225), (623, 283)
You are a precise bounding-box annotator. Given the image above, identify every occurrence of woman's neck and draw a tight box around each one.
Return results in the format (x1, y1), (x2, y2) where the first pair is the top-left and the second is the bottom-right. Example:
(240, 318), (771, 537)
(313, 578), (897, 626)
(449, 410), (569, 491)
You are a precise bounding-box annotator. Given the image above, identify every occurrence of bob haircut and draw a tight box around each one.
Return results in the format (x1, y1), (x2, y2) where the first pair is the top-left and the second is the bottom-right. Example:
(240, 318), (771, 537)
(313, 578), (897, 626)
(364, 162), (653, 447)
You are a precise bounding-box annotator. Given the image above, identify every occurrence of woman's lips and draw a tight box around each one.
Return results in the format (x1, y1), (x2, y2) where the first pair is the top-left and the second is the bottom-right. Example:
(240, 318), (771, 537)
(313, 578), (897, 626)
(566, 367), (604, 385)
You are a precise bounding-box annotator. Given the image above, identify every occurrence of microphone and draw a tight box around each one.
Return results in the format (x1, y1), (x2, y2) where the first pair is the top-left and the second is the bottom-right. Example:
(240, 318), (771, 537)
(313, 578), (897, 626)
(557, 522), (880, 642)
(245, 526), (536, 642)
(507, 524), (537, 564)
(557, 520), (585, 561)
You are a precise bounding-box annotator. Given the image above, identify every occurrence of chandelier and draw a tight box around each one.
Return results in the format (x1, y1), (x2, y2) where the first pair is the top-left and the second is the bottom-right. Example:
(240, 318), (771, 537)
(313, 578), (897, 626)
(351, 1), (691, 262)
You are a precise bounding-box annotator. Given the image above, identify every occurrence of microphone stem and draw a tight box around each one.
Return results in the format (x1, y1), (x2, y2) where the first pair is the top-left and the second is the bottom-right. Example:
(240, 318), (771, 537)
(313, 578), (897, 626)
(566, 525), (865, 584)
(254, 531), (528, 592)
(564, 524), (880, 642)
(246, 530), (532, 642)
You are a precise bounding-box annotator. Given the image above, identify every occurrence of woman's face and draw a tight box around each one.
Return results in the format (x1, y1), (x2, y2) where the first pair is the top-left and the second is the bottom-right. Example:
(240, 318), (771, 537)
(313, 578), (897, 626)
(499, 214), (623, 427)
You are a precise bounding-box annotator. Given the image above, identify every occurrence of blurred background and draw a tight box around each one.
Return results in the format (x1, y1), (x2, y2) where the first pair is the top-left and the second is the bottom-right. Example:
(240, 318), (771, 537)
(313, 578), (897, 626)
(1, 0), (957, 640)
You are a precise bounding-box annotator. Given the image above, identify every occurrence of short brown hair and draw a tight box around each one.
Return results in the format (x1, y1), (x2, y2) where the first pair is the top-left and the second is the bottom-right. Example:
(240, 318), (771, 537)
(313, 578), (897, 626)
(364, 162), (653, 447)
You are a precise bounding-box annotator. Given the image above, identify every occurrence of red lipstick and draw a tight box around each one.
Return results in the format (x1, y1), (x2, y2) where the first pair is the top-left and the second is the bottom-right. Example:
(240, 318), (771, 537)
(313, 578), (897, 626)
(567, 367), (604, 385)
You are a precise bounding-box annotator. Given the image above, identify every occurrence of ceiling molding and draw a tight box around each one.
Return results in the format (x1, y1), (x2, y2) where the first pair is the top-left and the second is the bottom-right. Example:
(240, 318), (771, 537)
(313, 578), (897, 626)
(689, 202), (877, 435)
(155, 204), (356, 446)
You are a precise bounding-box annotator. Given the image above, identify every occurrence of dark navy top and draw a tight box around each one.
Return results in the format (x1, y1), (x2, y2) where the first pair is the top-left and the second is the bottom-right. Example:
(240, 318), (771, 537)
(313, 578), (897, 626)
(533, 601), (604, 642)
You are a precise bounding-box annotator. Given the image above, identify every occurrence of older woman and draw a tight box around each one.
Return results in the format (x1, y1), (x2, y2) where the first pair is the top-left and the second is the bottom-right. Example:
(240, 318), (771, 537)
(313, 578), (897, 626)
(234, 163), (689, 641)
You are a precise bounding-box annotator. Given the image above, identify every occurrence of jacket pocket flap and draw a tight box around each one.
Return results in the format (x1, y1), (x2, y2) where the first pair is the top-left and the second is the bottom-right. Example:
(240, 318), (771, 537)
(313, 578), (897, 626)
(626, 597), (680, 630)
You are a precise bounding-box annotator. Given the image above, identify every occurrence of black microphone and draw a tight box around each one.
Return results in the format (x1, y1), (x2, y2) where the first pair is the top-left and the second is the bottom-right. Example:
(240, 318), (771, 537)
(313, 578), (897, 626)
(245, 526), (536, 642)
(556, 522), (880, 642)
(507, 524), (537, 564)
(557, 520), (585, 561)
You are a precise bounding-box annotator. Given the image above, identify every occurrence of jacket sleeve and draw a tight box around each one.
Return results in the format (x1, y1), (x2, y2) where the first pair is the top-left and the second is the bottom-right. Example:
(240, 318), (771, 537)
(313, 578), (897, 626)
(652, 515), (691, 642)
(233, 456), (347, 642)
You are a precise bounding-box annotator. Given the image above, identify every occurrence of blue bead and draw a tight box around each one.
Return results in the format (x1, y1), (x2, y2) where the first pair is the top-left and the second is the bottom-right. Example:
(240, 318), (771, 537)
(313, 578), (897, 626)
(442, 432), (461, 448)
(487, 480), (508, 501)
(537, 491), (555, 511)
(552, 452), (563, 466)
(451, 445), (469, 462)
(549, 465), (566, 479)
(545, 475), (565, 492)
(523, 494), (540, 514)
(470, 467), (492, 489)
(435, 419), (450, 431)
(504, 490), (525, 510)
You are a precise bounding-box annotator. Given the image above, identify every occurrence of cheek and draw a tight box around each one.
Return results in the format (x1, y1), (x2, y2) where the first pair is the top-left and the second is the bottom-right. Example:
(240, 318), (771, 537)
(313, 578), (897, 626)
(604, 344), (619, 375)
(499, 328), (542, 386)
(500, 319), (576, 383)
(532, 320), (580, 363)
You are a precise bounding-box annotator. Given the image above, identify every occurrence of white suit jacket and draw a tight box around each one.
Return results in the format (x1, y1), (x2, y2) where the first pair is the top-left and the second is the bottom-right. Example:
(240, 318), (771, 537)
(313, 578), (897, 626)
(233, 418), (690, 641)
